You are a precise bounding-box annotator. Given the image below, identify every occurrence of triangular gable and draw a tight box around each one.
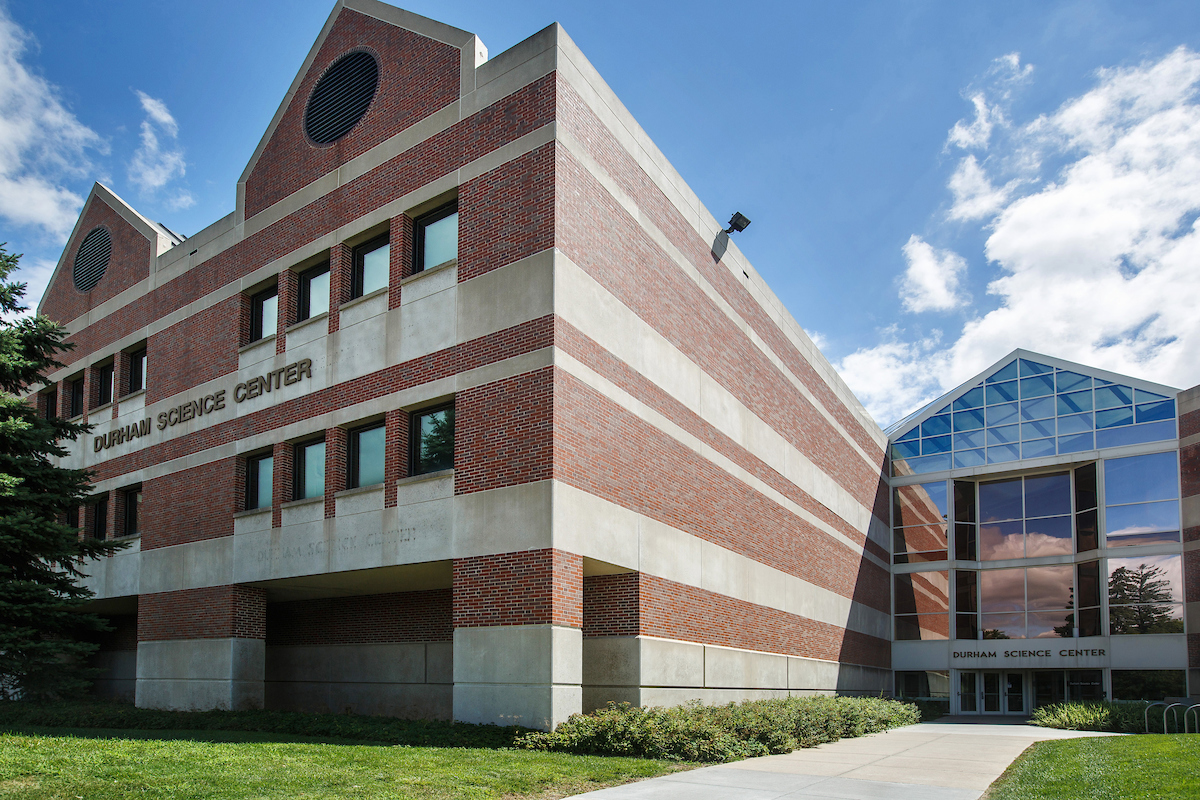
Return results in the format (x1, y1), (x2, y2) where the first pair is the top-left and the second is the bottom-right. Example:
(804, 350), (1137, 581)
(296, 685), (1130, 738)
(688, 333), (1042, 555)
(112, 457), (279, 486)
(888, 349), (1181, 476)
(37, 183), (183, 325)
(237, 0), (486, 223)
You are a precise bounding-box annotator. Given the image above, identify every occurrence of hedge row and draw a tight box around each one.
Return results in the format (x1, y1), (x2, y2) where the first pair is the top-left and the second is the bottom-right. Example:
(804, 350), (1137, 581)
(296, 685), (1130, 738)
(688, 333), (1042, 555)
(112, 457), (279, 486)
(1031, 700), (1163, 733)
(516, 697), (920, 762)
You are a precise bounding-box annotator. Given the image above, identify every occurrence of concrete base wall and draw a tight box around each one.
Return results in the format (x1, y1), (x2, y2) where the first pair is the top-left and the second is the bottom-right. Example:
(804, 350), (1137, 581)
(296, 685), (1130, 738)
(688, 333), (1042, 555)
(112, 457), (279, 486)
(92, 650), (137, 703)
(453, 624), (582, 730)
(582, 636), (890, 712)
(136, 638), (265, 711)
(265, 642), (452, 719)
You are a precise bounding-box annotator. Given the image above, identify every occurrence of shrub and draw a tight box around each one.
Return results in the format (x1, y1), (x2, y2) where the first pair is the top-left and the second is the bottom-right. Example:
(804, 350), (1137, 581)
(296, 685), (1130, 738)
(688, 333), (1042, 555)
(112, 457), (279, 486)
(516, 696), (920, 762)
(0, 699), (529, 748)
(1030, 701), (1151, 733)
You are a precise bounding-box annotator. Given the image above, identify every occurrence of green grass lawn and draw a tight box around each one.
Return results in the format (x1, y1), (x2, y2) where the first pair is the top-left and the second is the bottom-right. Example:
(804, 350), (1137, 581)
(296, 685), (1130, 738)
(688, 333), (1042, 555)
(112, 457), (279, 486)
(0, 729), (686, 800)
(984, 735), (1199, 800)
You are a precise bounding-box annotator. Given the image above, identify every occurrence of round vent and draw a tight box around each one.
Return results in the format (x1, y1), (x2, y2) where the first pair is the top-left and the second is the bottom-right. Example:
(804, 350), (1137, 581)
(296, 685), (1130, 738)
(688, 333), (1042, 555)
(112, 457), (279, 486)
(72, 227), (111, 292)
(304, 51), (380, 145)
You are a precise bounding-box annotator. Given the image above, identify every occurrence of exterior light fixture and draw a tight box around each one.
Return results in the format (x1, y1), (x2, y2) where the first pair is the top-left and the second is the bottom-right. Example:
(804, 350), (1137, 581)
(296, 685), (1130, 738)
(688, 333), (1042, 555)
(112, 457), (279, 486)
(724, 212), (751, 234)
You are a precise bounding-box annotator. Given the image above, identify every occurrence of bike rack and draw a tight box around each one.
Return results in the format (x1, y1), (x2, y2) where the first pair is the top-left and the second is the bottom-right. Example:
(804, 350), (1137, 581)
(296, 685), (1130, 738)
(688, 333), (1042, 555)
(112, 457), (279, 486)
(1184, 703), (1200, 734)
(1145, 702), (1167, 733)
(1163, 703), (1183, 734)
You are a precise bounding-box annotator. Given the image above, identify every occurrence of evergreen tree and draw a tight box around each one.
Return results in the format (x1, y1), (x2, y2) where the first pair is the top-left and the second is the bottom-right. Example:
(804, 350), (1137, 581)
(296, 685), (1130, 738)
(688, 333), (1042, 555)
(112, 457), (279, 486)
(0, 244), (124, 700)
(1107, 563), (1183, 635)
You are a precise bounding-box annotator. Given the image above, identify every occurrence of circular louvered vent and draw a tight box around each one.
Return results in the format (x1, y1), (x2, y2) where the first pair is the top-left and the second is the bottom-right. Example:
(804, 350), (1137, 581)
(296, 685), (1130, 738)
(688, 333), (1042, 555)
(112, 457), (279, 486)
(72, 227), (111, 292)
(304, 51), (380, 144)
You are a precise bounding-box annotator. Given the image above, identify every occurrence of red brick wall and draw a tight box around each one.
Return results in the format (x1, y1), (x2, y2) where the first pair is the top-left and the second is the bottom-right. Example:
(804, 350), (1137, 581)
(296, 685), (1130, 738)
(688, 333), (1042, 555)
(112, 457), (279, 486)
(244, 9), (460, 218)
(454, 366), (553, 495)
(146, 296), (242, 404)
(141, 458), (239, 550)
(40, 198), (153, 326)
(453, 549), (582, 628)
(266, 589), (452, 646)
(583, 573), (639, 638)
(138, 586), (266, 641)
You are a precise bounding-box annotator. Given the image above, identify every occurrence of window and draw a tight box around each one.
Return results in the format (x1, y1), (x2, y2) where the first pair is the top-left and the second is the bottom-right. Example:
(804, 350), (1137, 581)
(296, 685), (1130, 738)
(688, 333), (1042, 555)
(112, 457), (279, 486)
(68, 377), (84, 417)
(411, 404), (454, 475)
(892, 480), (948, 564)
(297, 263), (330, 321)
(956, 565), (1078, 640)
(1074, 463), (1098, 552)
(1108, 554), (1183, 634)
(122, 488), (141, 537)
(127, 348), (146, 395)
(1103, 452), (1179, 547)
(96, 363), (114, 407)
(977, 472), (1072, 560)
(413, 202), (458, 274)
(41, 389), (57, 420)
(250, 286), (278, 342)
(893, 570), (949, 640)
(65, 504), (79, 530)
(91, 497), (108, 541)
(294, 439), (326, 500)
(352, 235), (389, 298)
(349, 423), (385, 488)
(246, 454), (273, 510)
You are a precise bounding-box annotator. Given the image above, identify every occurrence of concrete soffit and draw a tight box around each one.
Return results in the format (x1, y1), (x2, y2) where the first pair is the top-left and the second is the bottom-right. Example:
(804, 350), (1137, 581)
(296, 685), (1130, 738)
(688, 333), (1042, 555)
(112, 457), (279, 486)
(884, 347), (1184, 443)
(36, 182), (173, 317)
(234, 0), (486, 226)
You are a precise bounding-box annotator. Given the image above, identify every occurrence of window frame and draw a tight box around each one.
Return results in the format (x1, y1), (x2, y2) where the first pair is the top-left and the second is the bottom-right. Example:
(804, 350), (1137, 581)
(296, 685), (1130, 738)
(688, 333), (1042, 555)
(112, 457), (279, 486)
(68, 377), (84, 418)
(249, 286), (279, 342)
(409, 402), (455, 476)
(41, 388), (58, 420)
(126, 347), (147, 395)
(245, 453), (273, 511)
(296, 262), (331, 322)
(347, 422), (386, 489)
(293, 437), (326, 501)
(122, 487), (142, 537)
(96, 362), (114, 407)
(91, 496), (108, 541)
(412, 201), (458, 275)
(351, 234), (390, 299)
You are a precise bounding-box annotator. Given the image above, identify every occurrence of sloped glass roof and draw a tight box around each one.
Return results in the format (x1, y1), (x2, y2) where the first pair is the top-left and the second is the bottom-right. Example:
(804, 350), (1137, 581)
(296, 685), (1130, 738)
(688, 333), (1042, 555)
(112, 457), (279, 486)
(890, 355), (1177, 477)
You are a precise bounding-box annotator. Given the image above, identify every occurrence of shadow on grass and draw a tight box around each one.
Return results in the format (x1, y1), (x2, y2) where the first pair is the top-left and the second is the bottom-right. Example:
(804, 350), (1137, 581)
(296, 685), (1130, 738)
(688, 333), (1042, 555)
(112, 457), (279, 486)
(0, 724), (396, 746)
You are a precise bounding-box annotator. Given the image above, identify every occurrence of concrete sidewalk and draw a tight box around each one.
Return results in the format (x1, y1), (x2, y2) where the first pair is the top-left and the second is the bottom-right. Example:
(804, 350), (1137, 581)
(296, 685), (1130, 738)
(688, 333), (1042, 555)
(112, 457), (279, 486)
(571, 718), (1118, 800)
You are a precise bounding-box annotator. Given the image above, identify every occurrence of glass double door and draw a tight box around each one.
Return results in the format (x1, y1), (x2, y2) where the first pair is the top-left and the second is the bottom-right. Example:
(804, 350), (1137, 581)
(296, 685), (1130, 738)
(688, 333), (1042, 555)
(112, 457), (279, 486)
(958, 671), (1026, 715)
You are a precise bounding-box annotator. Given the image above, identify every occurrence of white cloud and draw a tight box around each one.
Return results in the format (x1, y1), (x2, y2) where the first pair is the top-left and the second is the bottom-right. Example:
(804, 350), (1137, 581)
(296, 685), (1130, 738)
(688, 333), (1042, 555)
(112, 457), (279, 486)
(945, 53), (1032, 152)
(128, 89), (186, 194)
(898, 235), (968, 313)
(0, 7), (105, 239)
(840, 47), (1200, 425)
(947, 155), (1016, 221)
(947, 93), (1002, 151)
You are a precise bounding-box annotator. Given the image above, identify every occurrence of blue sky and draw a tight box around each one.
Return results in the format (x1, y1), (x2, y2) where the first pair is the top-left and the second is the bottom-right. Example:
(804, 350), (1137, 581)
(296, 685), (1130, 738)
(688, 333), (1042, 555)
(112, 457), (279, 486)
(4, 0), (1200, 424)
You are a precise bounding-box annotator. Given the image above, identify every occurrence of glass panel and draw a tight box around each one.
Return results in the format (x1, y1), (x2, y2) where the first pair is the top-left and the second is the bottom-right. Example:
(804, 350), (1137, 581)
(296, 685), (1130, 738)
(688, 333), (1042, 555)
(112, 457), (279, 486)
(1057, 390), (1093, 414)
(981, 613), (1025, 639)
(1025, 473), (1070, 517)
(953, 408), (985, 431)
(979, 479), (1022, 522)
(1077, 607), (1102, 637)
(896, 671), (951, 700)
(1109, 554), (1183, 605)
(1067, 671), (1104, 702)
(1135, 399), (1174, 423)
(1027, 611), (1073, 639)
(1057, 412), (1093, 434)
(986, 402), (1019, 425)
(986, 381), (1018, 405)
(1021, 396), (1056, 421)
(1134, 388), (1169, 403)
(1006, 673), (1025, 712)
(1020, 419), (1056, 441)
(300, 441), (325, 499)
(1095, 385), (1133, 410)
(955, 523), (977, 560)
(1109, 604), (1184, 635)
(894, 571), (950, 615)
(981, 568), (1025, 613)
(254, 456), (272, 510)
(901, 453), (952, 474)
(1034, 671), (1066, 708)
(1077, 561), (1101, 608)
(959, 672), (978, 712)
(1025, 515), (1072, 556)
(1105, 452), (1179, 504)
(1111, 670), (1187, 701)
(1105, 500), (1179, 546)
(956, 613), (979, 640)
(922, 435), (951, 454)
(983, 673), (1002, 712)
(954, 386), (986, 410)
(305, 270), (330, 318)
(1026, 565), (1072, 611)
(897, 427), (919, 442)
(354, 426), (386, 487)
(415, 407), (455, 474)
(1095, 407), (1133, 429)
(1096, 420), (1175, 448)
(1076, 508), (1098, 552)
(955, 570), (978, 612)
(361, 241), (390, 295)
(892, 441), (920, 460)
(894, 525), (949, 557)
(954, 449), (986, 468)
(1020, 374), (1055, 399)
(1022, 438), (1056, 459)
(987, 425), (1019, 445)
(922, 415), (951, 437)
(1056, 371), (1091, 392)
(895, 614), (949, 640)
(1058, 432), (1094, 454)
(953, 430), (986, 450)
(987, 444), (1020, 464)
(987, 362), (1019, 383)
(259, 294), (277, 339)
(953, 481), (977, 523)
(422, 212), (458, 269)
(893, 482), (949, 527)
(1019, 359), (1053, 377)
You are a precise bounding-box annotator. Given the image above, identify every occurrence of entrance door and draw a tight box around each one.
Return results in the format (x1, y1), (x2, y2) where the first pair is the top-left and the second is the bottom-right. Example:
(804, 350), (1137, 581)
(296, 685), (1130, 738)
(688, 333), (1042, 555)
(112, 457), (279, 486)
(959, 671), (1026, 715)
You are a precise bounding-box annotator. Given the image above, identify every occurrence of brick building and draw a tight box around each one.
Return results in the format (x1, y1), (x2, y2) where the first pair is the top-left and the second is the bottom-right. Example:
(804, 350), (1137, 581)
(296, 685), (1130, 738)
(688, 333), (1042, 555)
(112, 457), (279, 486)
(35, 0), (893, 728)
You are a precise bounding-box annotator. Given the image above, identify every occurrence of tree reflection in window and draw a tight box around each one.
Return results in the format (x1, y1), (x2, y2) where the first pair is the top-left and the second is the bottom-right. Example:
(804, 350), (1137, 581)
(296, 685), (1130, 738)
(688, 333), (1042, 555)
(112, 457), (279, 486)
(1108, 556), (1184, 634)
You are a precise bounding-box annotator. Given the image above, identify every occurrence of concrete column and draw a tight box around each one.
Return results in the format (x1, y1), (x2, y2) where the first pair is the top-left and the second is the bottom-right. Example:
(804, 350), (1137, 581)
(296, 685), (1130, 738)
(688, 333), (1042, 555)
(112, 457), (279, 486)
(451, 549), (583, 730)
(135, 585), (267, 711)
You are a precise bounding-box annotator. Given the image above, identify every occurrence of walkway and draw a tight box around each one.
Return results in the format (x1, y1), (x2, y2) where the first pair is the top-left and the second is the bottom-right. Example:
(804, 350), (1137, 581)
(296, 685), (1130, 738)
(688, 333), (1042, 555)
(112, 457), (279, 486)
(572, 717), (1118, 800)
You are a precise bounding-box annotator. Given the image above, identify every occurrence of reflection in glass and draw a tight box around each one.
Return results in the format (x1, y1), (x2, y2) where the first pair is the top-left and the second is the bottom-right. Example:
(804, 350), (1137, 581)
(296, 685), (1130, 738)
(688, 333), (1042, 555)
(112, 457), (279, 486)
(987, 381), (1018, 405)
(893, 482), (948, 527)
(955, 386), (986, 409)
(1057, 390), (1092, 414)
(421, 211), (458, 270)
(954, 409), (984, 431)
(987, 425), (1019, 445)
(979, 479), (1022, 522)
(1058, 412), (1093, 434)
(1026, 565), (1072, 610)
(954, 449), (985, 468)
(1021, 396), (1056, 420)
(1096, 407), (1133, 428)
(1095, 384), (1133, 409)
(955, 523), (977, 560)
(1028, 611), (1071, 639)
(954, 431), (985, 450)
(1056, 371), (1091, 392)
(359, 240), (389, 296)
(1025, 516), (1073, 557)
(1021, 374), (1055, 398)
(1104, 452), (1179, 505)
(1105, 501), (1180, 546)
(981, 568), (1024, 613)
(922, 415), (951, 437)
(895, 615), (950, 640)
(1108, 555), (1185, 635)
(894, 571), (950, 615)
(1025, 474), (1070, 518)
(1097, 420), (1176, 448)
(959, 672), (978, 712)
(1021, 420), (1055, 440)
(981, 612), (1024, 639)
(956, 613), (979, 640)
(979, 520), (1023, 560)
(986, 402), (1019, 425)
(1022, 438), (1056, 459)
